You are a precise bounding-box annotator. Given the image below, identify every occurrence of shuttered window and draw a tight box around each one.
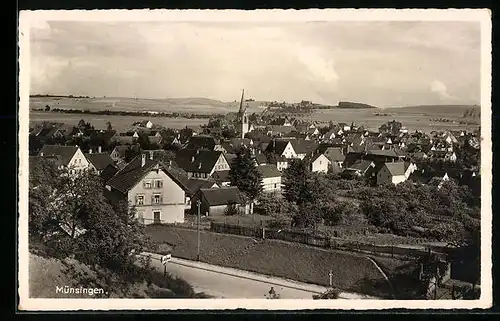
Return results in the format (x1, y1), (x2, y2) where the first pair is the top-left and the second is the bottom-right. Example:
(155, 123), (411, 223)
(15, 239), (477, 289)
(152, 194), (162, 204)
(136, 195), (144, 205)
(154, 180), (163, 188)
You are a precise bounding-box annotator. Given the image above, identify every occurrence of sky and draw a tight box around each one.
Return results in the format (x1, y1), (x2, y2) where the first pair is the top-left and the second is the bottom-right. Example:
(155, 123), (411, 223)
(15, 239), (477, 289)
(29, 20), (481, 107)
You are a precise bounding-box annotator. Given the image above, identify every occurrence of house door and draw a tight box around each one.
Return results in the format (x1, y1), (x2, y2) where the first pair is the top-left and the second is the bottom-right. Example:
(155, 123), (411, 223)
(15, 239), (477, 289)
(153, 211), (161, 224)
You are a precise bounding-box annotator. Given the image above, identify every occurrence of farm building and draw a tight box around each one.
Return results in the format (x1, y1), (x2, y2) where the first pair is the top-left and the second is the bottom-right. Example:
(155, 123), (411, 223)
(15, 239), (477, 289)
(191, 186), (247, 216)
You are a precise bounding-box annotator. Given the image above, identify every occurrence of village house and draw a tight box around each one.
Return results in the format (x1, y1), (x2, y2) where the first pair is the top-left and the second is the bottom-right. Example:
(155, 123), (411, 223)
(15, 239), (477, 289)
(257, 164), (283, 192)
(182, 178), (220, 210)
(344, 133), (365, 147)
(430, 151), (458, 162)
(308, 153), (331, 173)
(32, 124), (66, 140)
(271, 156), (289, 171)
(84, 150), (116, 175)
(288, 139), (318, 159)
(105, 153), (186, 224)
(161, 134), (182, 148)
(270, 117), (293, 127)
(364, 149), (405, 163)
(253, 151), (268, 166)
(135, 120), (153, 129)
(266, 125), (297, 137)
(265, 139), (297, 159)
(175, 149), (230, 179)
(322, 127), (343, 141)
(338, 122), (351, 132)
(38, 145), (90, 174)
(323, 147), (345, 172)
(343, 160), (376, 178)
(376, 161), (417, 185)
(100, 163), (122, 183)
(183, 135), (218, 151)
(123, 130), (140, 138)
(109, 144), (140, 164)
(399, 127), (409, 134)
(211, 170), (231, 187)
(191, 186), (247, 216)
(219, 138), (254, 154)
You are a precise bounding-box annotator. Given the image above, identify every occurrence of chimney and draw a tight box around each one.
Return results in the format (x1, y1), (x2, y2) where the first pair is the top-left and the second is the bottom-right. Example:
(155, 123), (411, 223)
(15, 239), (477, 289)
(98, 146), (102, 153)
(149, 151), (154, 160)
(191, 156), (195, 163)
(169, 160), (172, 168)
(89, 149), (93, 154)
(141, 154), (146, 167)
(40, 152), (44, 156)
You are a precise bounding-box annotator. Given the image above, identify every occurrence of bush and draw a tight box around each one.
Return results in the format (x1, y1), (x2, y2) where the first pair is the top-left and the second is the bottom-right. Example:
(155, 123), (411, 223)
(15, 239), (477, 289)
(224, 203), (239, 216)
(312, 288), (341, 299)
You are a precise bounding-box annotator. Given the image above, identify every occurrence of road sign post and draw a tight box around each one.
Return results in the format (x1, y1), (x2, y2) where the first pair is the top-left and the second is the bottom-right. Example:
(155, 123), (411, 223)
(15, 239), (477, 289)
(328, 270), (333, 287)
(161, 254), (172, 278)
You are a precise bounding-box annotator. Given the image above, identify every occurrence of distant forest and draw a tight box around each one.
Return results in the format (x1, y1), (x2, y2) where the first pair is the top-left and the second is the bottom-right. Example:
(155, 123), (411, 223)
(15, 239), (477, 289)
(337, 101), (377, 109)
(32, 107), (220, 119)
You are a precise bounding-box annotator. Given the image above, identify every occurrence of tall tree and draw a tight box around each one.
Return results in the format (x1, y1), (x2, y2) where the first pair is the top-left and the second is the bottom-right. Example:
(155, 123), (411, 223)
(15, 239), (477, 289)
(29, 163), (150, 271)
(229, 146), (263, 214)
(282, 159), (313, 205)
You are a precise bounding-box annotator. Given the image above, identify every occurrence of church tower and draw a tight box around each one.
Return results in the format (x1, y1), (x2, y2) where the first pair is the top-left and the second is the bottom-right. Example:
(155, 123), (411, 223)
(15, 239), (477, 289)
(238, 89), (249, 139)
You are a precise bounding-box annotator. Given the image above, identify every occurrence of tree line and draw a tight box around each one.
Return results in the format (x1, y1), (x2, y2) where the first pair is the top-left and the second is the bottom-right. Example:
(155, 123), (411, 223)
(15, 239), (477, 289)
(34, 107), (221, 119)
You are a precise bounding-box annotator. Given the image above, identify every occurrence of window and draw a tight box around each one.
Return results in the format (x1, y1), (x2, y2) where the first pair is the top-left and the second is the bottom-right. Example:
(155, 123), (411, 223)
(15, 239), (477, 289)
(154, 180), (163, 188)
(274, 184), (277, 189)
(153, 211), (161, 224)
(144, 180), (152, 189)
(153, 194), (162, 204)
(136, 195), (144, 205)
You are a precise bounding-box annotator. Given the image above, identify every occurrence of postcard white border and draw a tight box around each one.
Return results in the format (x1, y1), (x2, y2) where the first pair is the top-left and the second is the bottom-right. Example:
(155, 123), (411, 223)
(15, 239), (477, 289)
(18, 8), (492, 311)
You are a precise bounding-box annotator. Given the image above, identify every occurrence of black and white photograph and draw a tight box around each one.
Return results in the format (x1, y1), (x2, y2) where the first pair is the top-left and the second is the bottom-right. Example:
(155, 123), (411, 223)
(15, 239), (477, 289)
(18, 9), (492, 310)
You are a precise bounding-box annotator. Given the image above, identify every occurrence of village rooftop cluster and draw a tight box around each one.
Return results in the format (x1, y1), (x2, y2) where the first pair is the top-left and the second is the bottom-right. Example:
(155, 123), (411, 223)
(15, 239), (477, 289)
(29, 91), (481, 226)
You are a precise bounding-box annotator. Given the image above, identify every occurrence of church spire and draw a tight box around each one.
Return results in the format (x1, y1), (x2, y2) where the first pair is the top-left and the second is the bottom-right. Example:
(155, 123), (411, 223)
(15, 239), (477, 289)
(238, 89), (246, 116)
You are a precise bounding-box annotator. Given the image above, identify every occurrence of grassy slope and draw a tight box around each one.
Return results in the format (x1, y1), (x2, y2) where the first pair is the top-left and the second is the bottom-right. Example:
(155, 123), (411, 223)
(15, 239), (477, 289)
(29, 252), (152, 298)
(29, 251), (206, 298)
(146, 226), (411, 297)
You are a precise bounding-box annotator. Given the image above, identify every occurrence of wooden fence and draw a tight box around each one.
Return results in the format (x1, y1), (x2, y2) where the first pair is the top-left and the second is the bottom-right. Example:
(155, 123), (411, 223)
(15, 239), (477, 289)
(210, 222), (449, 260)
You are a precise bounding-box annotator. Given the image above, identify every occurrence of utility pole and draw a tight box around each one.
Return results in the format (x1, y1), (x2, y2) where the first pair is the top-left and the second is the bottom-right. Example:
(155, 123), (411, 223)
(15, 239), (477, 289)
(329, 270), (333, 287)
(197, 199), (201, 262)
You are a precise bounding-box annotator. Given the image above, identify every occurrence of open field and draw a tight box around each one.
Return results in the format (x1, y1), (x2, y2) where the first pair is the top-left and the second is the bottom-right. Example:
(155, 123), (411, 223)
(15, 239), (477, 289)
(29, 111), (208, 132)
(29, 96), (480, 133)
(30, 96), (267, 115)
(299, 108), (480, 133)
(146, 225), (412, 297)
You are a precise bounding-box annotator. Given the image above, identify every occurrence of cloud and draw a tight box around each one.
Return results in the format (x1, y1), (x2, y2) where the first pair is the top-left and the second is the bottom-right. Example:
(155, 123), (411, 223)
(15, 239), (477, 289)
(28, 21), (481, 107)
(430, 80), (454, 100)
(296, 47), (339, 84)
